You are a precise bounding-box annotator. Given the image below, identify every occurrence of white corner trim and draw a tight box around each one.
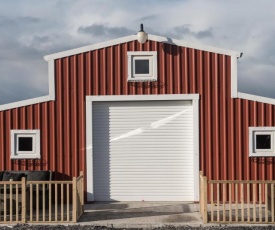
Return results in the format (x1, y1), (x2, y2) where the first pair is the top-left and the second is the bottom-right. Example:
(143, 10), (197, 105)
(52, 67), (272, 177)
(231, 56), (238, 98)
(44, 34), (241, 61)
(48, 59), (55, 100)
(192, 98), (200, 202)
(237, 92), (275, 105)
(85, 93), (200, 202)
(0, 59), (55, 112)
(86, 98), (94, 201)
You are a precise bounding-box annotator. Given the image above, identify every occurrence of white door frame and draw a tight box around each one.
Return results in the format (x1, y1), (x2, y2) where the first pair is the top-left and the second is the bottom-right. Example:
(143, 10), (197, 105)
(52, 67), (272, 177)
(86, 94), (200, 202)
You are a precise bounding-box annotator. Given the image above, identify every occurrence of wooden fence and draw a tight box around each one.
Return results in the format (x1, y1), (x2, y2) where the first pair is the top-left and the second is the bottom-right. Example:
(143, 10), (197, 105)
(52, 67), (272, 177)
(200, 171), (275, 224)
(0, 171), (84, 224)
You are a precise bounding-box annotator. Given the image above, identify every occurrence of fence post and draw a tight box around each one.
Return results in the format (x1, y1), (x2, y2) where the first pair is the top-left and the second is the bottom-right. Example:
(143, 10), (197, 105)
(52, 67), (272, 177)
(21, 177), (26, 223)
(202, 175), (208, 224)
(200, 171), (208, 224)
(72, 177), (77, 223)
(80, 171), (84, 213)
(199, 171), (203, 214)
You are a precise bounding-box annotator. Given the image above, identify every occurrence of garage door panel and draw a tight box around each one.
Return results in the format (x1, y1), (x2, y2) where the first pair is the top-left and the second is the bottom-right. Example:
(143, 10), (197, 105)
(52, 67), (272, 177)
(93, 100), (194, 201)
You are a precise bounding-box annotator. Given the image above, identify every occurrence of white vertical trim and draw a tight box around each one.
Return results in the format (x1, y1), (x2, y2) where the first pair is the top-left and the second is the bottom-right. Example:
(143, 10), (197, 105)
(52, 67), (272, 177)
(193, 98), (200, 201)
(85, 94), (200, 202)
(231, 56), (238, 98)
(86, 99), (94, 201)
(48, 59), (55, 100)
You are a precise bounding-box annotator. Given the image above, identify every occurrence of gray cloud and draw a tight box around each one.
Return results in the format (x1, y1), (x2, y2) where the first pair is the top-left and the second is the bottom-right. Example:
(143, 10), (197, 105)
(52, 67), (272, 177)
(78, 24), (135, 38)
(169, 25), (213, 40)
(138, 15), (158, 22)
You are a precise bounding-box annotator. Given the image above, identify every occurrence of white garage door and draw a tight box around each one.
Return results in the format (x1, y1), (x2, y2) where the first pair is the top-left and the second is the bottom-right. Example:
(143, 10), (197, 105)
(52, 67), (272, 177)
(92, 100), (194, 201)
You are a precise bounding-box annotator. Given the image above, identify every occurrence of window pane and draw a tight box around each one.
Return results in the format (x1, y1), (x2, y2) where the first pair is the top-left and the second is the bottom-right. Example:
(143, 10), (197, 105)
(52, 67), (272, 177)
(256, 135), (271, 149)
(135, 60), (149, 74)
(18, 137), (33, 151)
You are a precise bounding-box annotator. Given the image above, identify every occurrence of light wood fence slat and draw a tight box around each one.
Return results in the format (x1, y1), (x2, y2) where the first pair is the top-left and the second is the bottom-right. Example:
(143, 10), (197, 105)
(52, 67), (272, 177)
(265, 183), (268, 223)
(272, 184), (274, 222)
(259, 183), (262, 222)
(211, 183), (213, 222)
(30, 184), (33, 222)
(247, 183), (250, 223)
(49, 183), (52, 222)
(67, 183), (69, 221)
(36, 184), (39, 222)
(22, 177), (26, 223)
(253, 183), (256, 222)
(241, 183), (244, 222)
(4, 184), (6, 222)
(9, 181), (12, 222)
(202, 176), (207, 224)
(42, 184), (45, 222)
(61, 183), (64, 222)
(223, 183), (226, 222)
(55, 183), (58, 221)
(229, 183), (232, 222)
(217, 183), (220, 222)
(16, 184), (18, 222)
(72, 177), (77, 223)
(235, 183), (238, 222)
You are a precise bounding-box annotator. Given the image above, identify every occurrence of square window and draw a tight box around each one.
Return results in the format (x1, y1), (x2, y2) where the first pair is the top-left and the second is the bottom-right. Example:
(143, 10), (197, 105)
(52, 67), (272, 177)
(249, 127), (275, 157)
(127, 51), (157, 81)
(134, 59), (150, 74)
(255, 134), (271, 150)
(18, 137), (33, 152)
(11, 130), (40, 159)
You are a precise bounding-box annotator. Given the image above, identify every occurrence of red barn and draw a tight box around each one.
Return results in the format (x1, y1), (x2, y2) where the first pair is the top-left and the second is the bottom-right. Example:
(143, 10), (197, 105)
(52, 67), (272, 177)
(1, 33), (274, 203)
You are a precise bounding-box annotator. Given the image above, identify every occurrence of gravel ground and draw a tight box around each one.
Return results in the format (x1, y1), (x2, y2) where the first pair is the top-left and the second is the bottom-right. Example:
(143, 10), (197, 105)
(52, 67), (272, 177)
(1, 225), (275, 230)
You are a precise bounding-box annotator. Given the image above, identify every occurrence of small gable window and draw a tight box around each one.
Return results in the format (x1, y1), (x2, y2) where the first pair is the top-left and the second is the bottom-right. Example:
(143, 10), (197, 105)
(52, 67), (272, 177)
(249, 127), (275, 157)
(127, 51), (157, 81)
(11, 130), (40, 159)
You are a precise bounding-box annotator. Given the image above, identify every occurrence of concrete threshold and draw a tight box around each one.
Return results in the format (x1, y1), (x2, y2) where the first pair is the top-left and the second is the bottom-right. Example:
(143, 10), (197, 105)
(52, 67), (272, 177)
(79, 202), (203, 229)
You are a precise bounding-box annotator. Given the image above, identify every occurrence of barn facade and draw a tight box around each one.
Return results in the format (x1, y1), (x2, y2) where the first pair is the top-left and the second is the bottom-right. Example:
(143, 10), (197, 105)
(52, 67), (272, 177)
(1, 34), (275, 203)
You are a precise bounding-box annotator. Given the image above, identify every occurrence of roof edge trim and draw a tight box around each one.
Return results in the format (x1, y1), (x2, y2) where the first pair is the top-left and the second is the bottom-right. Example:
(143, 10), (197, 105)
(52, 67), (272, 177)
(44, 34), (241, 61)
(237, 92), (275, 105)
(44, 35), (137, 61)
(0, 95), (53, 111)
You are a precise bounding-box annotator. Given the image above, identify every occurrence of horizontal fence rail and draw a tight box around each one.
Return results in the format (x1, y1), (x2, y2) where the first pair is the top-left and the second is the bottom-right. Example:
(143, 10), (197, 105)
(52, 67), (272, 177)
(0, 172), (84, 224)
(200, 171), (275, 224)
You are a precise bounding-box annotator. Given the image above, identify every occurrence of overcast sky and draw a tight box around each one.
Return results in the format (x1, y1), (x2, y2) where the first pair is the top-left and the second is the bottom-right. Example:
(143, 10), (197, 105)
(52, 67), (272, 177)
(1, 0), (275, 105)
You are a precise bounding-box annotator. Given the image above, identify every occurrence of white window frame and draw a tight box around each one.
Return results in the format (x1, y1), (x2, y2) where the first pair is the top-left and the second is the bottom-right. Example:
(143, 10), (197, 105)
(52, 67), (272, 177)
(249, 127), (275, 157)
(11, 130), (40, 159)
(127, 51), (157, 81)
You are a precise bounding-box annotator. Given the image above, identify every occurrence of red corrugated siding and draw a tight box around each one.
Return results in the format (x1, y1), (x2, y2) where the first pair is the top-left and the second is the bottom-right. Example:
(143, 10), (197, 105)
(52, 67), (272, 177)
(1, 40), (275, 201)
